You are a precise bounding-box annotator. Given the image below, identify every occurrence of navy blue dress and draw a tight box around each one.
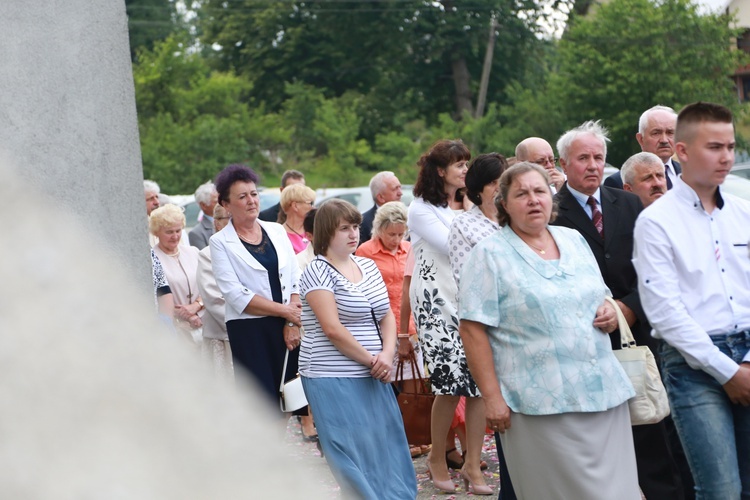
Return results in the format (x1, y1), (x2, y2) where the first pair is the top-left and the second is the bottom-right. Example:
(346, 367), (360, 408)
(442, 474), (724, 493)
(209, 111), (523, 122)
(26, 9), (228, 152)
(226, 228), (301, 413)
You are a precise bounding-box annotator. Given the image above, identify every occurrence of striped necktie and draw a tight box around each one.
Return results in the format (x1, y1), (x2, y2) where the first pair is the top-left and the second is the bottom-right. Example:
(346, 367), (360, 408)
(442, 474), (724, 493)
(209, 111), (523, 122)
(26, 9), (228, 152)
(665, 164), (673, 190)
(587, 196), (604, 239)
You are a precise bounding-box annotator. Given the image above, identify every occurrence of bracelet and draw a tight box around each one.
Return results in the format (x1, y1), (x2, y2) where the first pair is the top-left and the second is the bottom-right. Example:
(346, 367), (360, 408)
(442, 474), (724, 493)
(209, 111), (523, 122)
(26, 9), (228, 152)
(397, 334), (410, 339)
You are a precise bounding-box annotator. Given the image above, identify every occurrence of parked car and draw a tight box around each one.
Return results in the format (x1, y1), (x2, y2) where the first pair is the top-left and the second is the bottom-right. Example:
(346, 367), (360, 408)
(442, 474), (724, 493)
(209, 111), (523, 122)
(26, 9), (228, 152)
(730, 162), (750, 181)
(175, 187), (281, 229)
(602, 165), (750, 202)
(722, 173), (750, 201)
(315, 185), (414, 212)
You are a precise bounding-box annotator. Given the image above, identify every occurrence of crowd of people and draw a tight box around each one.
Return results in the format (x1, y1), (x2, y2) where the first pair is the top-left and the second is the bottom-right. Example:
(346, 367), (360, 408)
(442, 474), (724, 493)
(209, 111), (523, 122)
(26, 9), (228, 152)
(143, 101), (750, 500)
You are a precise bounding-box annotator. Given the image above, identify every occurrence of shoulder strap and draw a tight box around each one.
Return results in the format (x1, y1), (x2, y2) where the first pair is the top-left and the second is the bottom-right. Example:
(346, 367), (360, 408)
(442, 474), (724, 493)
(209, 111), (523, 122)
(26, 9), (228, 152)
(313, 257), (383, 344)
(280, 348), (290, 393)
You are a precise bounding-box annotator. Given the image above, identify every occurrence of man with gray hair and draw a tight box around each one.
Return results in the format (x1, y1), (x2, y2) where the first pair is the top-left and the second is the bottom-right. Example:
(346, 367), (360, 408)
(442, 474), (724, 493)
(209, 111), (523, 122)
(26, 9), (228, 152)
(621, 152), (668, 208)
(144, 179), (161, 216)
(552, 120), (684, 500)
(359, 171), (403, 244)
(188, 181), (219, 249)
(605, 105), (680, 189)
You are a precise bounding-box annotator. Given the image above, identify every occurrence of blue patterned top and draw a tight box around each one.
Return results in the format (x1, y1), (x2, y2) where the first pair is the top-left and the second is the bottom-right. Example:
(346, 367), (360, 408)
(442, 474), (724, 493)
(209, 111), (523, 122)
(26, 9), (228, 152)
(458, 225), (635, 415)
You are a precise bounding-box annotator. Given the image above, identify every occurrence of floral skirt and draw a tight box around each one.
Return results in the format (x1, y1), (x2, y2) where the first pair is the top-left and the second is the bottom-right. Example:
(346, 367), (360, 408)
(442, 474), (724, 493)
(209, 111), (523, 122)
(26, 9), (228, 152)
(409, 240), (480, 397)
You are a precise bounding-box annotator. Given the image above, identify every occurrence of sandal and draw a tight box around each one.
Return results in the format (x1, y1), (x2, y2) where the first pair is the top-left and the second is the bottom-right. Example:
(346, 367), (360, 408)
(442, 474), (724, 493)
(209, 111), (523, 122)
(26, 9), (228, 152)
(446, 447), (465, 470)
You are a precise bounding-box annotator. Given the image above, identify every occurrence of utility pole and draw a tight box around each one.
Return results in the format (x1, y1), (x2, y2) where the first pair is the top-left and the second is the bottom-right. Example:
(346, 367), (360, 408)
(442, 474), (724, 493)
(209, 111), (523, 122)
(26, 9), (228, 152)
(475, 16), (498, 119)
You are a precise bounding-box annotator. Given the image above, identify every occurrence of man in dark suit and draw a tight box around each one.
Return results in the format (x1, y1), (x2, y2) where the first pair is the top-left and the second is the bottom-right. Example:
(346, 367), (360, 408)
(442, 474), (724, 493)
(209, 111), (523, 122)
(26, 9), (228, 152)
(358, 171), (402, 245)
(258, 169), (305, 223)
(605, 105), (681, 190)
(552, 121), (684, 500)
(188, 181), (218, 250)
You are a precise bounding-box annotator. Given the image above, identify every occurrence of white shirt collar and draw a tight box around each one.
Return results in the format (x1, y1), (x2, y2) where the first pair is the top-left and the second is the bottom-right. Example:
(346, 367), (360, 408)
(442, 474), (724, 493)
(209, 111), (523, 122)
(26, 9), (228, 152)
(567, 185), (601, 208)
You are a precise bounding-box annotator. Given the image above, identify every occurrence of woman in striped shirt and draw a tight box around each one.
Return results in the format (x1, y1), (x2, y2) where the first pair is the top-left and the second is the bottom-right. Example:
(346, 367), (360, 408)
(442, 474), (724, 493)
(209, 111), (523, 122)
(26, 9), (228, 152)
(299, 199), (417, 499)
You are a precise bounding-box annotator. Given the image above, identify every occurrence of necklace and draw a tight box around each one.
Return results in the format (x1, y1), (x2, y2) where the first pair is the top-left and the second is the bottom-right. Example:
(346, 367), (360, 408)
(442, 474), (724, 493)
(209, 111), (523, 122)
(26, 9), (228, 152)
(284, 222), (304, 237)
(517, 230), (551, 255)
(527, 241), (548, 254)
(237, 225), (261, 244)
(162, 247), (180, 257)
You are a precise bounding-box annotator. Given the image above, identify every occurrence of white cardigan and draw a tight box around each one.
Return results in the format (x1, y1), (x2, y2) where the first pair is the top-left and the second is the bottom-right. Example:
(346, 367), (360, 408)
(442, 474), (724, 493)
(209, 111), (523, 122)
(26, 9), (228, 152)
(209, 219), (301, 322)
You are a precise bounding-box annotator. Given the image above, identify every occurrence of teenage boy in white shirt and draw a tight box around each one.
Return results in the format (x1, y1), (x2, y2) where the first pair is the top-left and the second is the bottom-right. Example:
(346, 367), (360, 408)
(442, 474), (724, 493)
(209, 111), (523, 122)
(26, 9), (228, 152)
(633, 101), (750, 499)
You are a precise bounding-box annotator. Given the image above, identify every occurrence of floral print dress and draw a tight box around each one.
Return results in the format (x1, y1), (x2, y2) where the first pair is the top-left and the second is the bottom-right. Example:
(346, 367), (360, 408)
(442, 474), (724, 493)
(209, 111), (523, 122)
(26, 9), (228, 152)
(409, 221), (480, 397)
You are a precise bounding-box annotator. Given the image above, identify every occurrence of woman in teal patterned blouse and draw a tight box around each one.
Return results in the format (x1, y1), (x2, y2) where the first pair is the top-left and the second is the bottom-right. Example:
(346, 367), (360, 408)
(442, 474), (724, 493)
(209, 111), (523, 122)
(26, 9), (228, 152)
(458, 162), (640, 499)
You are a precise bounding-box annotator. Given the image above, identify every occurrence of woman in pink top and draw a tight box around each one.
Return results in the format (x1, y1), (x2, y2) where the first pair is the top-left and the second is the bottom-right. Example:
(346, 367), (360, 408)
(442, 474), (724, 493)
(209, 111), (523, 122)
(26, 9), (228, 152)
(280, 184), (316, 254)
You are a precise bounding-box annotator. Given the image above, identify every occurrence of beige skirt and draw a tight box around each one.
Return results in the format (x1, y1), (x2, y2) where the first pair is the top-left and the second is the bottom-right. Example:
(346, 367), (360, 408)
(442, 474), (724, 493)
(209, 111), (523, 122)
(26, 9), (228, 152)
(201, 338), (233, 381)
(500, 403), (640, 500)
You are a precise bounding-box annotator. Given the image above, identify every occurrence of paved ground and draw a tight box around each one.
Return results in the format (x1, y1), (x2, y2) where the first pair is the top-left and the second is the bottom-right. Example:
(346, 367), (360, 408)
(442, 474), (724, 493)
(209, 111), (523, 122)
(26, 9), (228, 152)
(284, 418), (502, 499)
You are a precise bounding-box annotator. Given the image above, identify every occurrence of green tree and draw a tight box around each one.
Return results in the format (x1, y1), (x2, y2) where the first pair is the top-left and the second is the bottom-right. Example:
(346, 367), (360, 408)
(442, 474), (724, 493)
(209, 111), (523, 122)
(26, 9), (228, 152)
(125, 0), (178, 61)
(134, 36), (291, 193)
(552, 0), (747, 165)
(197, 0), (548, 124)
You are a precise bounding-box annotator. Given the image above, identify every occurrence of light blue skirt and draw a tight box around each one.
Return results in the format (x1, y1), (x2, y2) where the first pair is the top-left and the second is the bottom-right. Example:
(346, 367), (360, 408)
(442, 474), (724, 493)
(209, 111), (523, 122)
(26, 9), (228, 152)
(301, 376), (417, 500)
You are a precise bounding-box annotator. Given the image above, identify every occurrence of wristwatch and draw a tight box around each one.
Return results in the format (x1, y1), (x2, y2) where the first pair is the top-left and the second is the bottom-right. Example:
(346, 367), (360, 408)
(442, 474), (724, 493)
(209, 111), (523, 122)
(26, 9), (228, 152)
(288, 322), (295, 327)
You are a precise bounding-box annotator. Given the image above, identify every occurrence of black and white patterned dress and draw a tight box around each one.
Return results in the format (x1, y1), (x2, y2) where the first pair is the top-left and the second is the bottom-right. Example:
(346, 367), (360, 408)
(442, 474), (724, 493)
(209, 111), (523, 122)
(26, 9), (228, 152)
(449, 206), (501, 289)
(407, 198), (480, 397)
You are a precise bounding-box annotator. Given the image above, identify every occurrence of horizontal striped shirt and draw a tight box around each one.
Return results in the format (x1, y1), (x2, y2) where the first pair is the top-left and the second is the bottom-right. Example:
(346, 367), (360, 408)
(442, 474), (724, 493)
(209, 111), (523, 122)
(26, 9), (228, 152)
(299, 256), (389, 378)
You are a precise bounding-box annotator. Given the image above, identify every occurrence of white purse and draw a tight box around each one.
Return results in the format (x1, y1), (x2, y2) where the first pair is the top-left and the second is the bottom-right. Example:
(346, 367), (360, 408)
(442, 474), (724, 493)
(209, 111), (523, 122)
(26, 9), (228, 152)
(605, 296), (670, 426)
(279, 349), (308, 413)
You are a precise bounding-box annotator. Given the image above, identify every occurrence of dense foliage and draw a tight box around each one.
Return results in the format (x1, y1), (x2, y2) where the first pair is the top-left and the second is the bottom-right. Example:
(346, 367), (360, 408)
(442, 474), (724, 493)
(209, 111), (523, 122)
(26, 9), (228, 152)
(129, 0), (748, 193)
(125, 0), (178, 61)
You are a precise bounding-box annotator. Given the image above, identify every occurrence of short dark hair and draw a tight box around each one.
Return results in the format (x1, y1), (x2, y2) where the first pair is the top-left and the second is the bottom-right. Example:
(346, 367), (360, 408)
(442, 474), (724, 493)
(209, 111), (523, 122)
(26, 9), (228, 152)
(413, 139), (471, 207)
(465, 153), (509, 206)
(675, 102), (734, 143)
(214, 165), (260, 205)
(496, 162), (557, 226)
(303, 208), (317, 235)
(313, 199), (362, 256)
(281, 169), (305, 188)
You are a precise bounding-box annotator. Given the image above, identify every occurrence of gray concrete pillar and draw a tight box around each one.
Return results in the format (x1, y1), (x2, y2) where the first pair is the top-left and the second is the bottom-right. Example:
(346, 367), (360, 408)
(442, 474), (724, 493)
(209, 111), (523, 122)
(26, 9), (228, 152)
(0, 1), (150, 287)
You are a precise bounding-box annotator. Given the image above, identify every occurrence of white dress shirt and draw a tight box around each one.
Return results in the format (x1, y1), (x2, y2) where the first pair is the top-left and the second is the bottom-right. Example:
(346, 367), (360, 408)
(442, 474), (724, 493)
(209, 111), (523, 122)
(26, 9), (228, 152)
(566, 185), (603, 218)
(633, 176), (750, 384)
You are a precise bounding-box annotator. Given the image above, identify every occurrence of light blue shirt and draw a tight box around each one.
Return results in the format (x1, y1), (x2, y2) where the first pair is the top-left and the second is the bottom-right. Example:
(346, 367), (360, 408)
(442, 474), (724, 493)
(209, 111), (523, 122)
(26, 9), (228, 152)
(459, 225), (634, 415)
(567, 185), (602, 218)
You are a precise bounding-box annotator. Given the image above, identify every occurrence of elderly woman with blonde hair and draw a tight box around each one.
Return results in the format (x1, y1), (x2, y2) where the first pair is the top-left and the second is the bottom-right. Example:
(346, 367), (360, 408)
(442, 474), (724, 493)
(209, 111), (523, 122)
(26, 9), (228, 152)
(150, 204), (204, 345)
(280, 184), (316, 254)
(355, 201), (419, 368)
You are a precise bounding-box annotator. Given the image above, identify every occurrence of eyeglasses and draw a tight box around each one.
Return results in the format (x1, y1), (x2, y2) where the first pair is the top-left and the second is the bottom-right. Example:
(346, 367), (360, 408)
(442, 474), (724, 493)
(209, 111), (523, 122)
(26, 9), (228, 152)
(215, 216), (230, 221)
(533, 157), (557, 166)
(296, 201), (314, 207)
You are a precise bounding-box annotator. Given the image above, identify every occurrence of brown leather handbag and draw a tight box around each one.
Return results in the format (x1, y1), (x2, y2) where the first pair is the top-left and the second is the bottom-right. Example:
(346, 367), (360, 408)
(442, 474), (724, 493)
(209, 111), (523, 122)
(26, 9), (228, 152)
(394, 350), (434, 446)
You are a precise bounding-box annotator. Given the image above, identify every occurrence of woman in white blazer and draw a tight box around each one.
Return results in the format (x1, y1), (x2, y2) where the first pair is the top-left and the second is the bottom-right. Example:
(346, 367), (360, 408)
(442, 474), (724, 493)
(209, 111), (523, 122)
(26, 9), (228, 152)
(210, 165), (303, 416)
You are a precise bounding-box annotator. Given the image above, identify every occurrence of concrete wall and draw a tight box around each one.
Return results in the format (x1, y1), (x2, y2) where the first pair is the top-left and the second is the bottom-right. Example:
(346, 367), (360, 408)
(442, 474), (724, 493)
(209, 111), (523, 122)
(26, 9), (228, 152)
(0, 1), (150, 289)
(729, 0), (750, 27)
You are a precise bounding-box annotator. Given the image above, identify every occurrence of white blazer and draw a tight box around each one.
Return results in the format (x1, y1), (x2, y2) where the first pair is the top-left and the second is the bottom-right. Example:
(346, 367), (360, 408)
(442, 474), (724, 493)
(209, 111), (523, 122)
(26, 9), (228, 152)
(209, 219), (301, 322)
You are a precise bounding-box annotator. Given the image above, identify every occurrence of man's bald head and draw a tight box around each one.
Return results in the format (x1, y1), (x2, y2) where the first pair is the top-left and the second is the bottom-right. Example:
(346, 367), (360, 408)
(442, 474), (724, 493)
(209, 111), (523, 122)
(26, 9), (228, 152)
(515, 137), (555, 170)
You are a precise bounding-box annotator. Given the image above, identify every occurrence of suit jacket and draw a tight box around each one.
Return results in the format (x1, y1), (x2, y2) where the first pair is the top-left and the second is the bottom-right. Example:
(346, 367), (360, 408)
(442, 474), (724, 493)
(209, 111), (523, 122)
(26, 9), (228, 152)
(258, 202), (280, 223)
(552, 184), (654, 351)
(358, 205), (377, 246)
(188, 216), (213, 250)
(196, 246), (228, 340)
(604, 160), (682, 190)
(209, 219), (301, 322)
